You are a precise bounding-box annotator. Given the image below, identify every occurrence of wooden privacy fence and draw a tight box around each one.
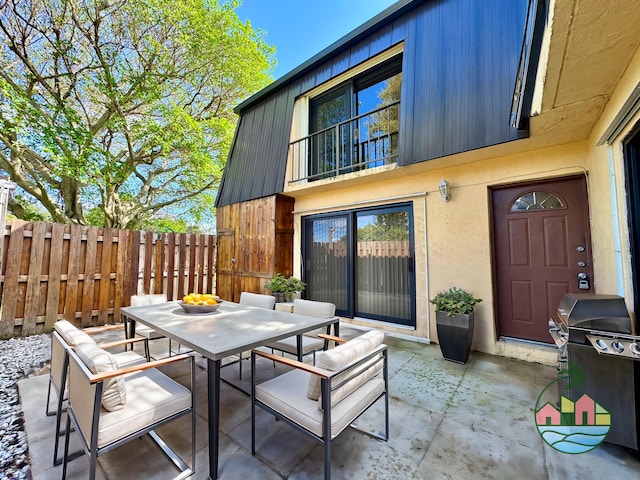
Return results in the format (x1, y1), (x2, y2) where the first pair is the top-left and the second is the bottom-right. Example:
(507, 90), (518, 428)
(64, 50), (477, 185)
(0, 220), (217, 338)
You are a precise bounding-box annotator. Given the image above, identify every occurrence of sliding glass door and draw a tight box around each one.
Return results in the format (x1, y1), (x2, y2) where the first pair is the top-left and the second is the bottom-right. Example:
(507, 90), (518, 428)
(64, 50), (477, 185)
(303, 203), (415, 327)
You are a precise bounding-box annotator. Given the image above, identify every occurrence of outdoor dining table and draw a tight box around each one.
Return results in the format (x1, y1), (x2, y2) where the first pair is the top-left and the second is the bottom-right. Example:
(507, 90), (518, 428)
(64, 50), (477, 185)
(120, 300), (339, 480)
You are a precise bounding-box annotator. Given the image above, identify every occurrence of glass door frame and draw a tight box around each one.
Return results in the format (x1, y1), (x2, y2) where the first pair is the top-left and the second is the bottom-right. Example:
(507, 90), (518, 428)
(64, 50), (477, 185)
(301, 202), (416, 327)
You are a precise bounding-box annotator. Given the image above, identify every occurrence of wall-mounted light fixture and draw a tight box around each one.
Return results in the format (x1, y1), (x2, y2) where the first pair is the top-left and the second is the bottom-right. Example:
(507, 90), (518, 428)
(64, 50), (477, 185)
(438, 179), (451, 202)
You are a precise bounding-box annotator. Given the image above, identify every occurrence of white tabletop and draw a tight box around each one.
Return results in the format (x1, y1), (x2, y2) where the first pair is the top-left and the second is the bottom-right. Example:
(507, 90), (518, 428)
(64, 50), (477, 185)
(120, 300), (336, 360)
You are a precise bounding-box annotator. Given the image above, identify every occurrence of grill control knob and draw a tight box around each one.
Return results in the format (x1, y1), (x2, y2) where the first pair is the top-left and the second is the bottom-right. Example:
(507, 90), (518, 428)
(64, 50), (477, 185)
(611, 341), (625, 353)
(595, 339), (609, 351)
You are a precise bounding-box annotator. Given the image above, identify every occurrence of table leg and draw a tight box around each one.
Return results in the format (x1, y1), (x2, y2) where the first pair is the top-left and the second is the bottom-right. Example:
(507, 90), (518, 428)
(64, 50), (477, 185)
(207, 358), (221, 480)
(122, 314), (135, 351)
(296, 335), (303, 362)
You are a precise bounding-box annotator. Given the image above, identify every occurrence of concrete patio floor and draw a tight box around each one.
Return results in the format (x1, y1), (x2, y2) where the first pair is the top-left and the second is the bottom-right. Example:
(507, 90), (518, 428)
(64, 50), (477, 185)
(18, 326), (640, 479)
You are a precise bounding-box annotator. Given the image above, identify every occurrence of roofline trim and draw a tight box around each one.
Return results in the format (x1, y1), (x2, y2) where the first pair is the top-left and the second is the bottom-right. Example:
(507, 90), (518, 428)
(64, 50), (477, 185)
(510, 0), (546, 130)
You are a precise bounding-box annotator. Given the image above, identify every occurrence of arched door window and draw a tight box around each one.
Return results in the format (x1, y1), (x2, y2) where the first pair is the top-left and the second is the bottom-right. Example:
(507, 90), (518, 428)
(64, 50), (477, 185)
(510, 191), (564, 211)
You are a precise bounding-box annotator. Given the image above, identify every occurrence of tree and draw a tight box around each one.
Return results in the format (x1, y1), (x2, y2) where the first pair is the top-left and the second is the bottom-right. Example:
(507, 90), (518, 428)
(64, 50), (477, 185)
(0, 0), (274, 229)
(357, 212), (408, 241)
(367, 72), (401, 161)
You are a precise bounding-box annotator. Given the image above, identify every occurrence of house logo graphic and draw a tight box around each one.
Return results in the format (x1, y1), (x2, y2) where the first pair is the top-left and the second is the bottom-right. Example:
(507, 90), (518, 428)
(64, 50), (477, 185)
(535, 364), (611, 454)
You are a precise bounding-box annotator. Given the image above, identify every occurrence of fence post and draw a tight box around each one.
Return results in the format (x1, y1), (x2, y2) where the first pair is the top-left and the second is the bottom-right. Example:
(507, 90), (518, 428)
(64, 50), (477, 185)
(0, 178), (16, 279)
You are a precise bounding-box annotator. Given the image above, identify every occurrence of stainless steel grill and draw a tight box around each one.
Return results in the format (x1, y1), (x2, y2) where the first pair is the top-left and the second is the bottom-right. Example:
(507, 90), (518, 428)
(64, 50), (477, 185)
(549, 293), (640, 451)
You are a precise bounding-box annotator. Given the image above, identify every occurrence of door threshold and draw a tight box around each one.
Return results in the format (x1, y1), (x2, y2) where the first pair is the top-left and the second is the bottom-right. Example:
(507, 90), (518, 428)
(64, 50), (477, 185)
(499, 336), (556, 349)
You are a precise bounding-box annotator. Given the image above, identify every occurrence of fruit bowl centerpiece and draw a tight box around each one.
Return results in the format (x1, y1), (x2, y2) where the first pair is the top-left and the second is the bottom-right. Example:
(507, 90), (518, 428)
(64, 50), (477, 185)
(178, 293), (222, 313)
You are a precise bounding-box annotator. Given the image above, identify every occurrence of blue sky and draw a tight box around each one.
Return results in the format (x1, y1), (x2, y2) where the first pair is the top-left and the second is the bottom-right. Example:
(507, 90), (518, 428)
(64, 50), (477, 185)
(235, 0), (400, 79)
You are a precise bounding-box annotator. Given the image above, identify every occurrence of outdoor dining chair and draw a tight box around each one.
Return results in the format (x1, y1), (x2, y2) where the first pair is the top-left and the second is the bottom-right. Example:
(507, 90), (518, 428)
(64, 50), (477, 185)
(47, 321), (148, 466)
(128, 293), (176, 358)
(236, 292), (276, 379)
(251, 330), (389, 480)
(267, 299), (338, 364)
(61, 340), (195, 480)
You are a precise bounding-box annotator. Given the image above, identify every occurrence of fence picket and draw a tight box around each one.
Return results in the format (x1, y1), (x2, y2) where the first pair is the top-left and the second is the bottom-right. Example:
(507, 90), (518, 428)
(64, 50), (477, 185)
(98, 228), (113, 323)
(166, 233), (176, 300)
(23, 222), (46, 335)
(0, 221), (25, 336)
(80, 227), (98, 327)
(45, 224), (65, 330)
(143, 230), (153, 293)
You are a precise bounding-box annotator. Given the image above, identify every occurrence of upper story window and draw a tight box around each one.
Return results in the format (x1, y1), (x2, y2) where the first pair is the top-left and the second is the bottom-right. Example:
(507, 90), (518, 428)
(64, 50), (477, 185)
(290, 53), (402, 182)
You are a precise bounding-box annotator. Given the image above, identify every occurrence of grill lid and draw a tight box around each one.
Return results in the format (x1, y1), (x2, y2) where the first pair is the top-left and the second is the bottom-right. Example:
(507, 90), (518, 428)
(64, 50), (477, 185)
(558, 293), (631, 324)
(570, 317), (632, 334)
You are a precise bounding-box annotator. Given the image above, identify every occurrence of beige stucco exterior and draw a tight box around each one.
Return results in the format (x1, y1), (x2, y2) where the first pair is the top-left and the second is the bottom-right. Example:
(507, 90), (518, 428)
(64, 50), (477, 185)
(281, 1), (640, 366)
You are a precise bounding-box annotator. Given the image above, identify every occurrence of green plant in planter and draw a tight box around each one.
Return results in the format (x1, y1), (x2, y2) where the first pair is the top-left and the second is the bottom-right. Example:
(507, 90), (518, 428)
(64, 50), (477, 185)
(265, 273), (306, 301)
(430, 287), (482, 364)
(430, 287), (482, 316)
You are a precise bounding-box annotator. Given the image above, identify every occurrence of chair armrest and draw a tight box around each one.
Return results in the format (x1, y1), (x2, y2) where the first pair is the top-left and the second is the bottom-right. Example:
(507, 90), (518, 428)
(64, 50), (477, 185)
(317, 333), (346, 344)
(88, 353), (192, 383)
(252, 349), (331, 378)
(82, 324), (125, 335)
(98, 337), (147, 350)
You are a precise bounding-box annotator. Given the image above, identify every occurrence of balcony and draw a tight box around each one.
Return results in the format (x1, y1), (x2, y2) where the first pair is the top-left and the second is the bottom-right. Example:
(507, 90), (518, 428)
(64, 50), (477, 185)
(289, 101), (399, 183)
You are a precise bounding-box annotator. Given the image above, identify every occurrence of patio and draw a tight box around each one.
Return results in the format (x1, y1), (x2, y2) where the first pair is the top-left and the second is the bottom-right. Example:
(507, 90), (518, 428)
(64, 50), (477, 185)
(19, 326), (640, 479)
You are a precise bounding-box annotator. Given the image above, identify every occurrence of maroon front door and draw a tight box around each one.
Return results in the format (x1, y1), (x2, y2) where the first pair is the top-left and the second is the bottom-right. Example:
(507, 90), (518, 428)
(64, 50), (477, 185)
(492, 176), (593, 343)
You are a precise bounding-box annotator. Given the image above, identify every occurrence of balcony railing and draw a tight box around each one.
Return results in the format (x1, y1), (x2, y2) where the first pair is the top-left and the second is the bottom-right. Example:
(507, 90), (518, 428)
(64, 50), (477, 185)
(289, 101), (400, 183)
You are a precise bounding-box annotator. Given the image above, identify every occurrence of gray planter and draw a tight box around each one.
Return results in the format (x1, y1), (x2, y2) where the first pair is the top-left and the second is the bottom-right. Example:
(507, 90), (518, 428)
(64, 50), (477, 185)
(435, 311), (475, 364)
(272, 292), (286, 303)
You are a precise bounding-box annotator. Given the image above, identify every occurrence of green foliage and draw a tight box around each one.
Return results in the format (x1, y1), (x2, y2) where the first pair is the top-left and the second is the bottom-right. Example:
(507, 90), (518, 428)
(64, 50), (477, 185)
(143, 217), (191, 233)
(430, 287), (482, 316)
(265, 273), (306, 301)
(357, 212), (409, 241)
(0, 0), (275, 229)
(7, 195), (51, 222)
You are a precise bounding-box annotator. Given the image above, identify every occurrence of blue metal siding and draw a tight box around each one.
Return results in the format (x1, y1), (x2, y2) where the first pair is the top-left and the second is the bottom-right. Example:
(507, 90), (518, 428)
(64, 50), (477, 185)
(216, 0), (528, 207)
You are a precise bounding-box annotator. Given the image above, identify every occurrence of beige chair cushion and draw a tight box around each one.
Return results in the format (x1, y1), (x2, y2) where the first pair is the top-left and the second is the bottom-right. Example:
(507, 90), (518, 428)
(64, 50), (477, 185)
(54, 320), (96, 347)
(293, 299), (335, 318)
(112, 351), (147, 369)
(239, 292), (276, 309)
(268, 335), (325, 356)
(320, 353), (384, 410)
(307, 330), (385, 400)
(256, 369), (385, 439)
(76, 343), (127, 412)
(130, 294), (167, 306)
(293, 299), (336, 339)
(95, 368), (191, 448)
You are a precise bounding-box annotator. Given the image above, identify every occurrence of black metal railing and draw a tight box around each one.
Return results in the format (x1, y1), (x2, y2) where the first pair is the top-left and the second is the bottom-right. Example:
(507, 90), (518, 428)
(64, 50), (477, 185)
(289, 101), (400, 182)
